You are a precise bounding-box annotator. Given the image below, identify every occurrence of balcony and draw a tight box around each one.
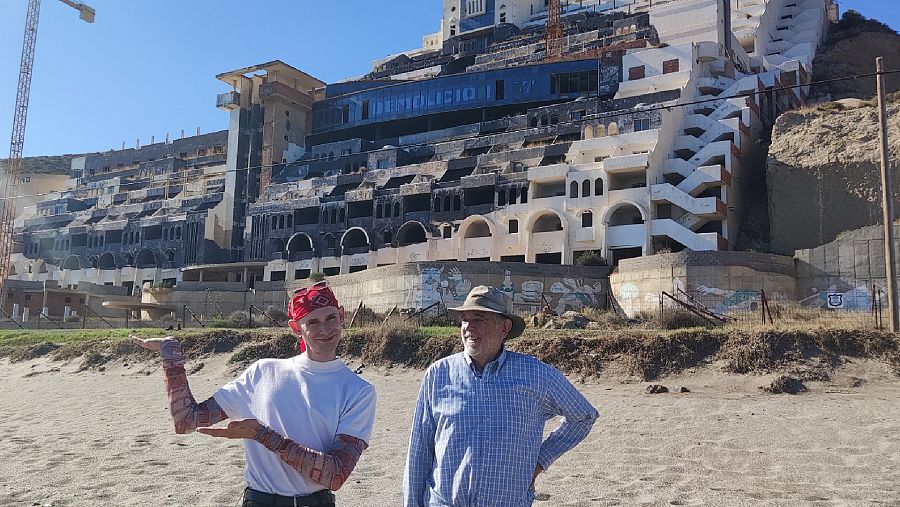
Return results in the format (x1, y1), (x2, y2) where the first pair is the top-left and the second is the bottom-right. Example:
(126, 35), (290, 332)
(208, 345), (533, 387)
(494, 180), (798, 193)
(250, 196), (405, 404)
(603, 153), (649, 174)
(216, 91), (241, 111)
(606, 224), (645, 249)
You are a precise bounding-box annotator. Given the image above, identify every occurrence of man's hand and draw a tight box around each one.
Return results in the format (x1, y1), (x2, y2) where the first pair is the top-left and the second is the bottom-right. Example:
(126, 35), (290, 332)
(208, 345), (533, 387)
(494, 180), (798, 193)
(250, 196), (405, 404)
(196, 419), (261, 440)
(130, 335), (174, 352)
(530, 464), (543, 489)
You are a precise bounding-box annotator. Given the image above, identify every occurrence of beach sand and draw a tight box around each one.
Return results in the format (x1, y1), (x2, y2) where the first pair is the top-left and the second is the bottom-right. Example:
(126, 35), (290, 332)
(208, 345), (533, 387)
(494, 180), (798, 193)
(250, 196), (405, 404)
(1, 355), (899, 507)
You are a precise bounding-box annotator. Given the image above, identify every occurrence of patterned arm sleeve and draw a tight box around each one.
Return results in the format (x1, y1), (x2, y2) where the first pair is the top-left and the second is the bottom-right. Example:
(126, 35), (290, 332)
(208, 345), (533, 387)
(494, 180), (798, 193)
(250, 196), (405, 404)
(253, 427), (368, 491)
(160, 339), (229, 434)
(402, 373), (436, 507)
(537, 367), (599, 471)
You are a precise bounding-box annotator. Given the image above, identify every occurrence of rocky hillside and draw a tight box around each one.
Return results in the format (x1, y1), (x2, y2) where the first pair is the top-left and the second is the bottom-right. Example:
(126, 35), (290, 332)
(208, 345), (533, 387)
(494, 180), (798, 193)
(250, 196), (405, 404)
(810, 10), (900, 100)
(767, 95), (900, 254)
(0, 154), (85, 176)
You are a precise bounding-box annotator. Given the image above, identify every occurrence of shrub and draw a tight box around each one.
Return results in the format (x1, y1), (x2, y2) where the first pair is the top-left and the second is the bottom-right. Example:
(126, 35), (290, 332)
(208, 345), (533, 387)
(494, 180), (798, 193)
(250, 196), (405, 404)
(309, 272), (326, 283)
(264, 305), (288, 324)
(574, 250), (608, 267)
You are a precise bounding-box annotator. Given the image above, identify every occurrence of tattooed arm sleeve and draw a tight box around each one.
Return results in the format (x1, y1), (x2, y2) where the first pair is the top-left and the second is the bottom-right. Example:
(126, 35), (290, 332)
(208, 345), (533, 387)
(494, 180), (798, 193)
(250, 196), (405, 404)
(254, 426), (368, 491)
(160, 339), (229, 434)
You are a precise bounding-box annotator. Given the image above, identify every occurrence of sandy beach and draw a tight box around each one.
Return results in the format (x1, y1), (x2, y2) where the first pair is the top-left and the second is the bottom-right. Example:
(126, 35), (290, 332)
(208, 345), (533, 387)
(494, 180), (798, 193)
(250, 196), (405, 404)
(1, 354), (899, 507)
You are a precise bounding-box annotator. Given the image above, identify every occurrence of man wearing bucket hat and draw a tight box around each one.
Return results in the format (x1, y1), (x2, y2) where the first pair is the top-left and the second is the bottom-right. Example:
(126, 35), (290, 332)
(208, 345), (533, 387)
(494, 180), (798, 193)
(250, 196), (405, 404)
(403, 285), (599, 507)
(132, 282), (376, 507)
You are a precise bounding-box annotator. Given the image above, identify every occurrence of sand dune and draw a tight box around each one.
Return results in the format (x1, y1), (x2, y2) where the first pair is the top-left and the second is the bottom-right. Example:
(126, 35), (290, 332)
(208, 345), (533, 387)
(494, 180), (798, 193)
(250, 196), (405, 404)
(1, 355), (899, 506)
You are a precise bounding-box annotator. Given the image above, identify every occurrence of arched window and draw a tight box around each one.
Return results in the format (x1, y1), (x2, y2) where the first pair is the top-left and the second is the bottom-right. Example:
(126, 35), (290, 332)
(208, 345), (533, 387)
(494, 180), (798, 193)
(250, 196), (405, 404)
(453, 195), (461, 211)
(286, 215), (292, 229)
(393, 202), (401, 217)
(498, 189), (506, 206)
(330, 209), (337, 223)
(322, 210), (328, 223)
(271, 217), (277, 230)
(582, 180), (591, 197)
(376, 203), (383, 219)
(99, 236), (104, 247)
(325, 234), (336, 249)
(570, 181), (579, 198)
(166, 250), (175, 263)
(279, 215), (285, 229)
(594, 178), (603, 196)
(434, 197), (441, 211)
(520, 186), (528, 203)
(444, 196), (451, 212)
(339, 208), (345, 222)
(383, 230), (393, 245)
(509, 187), (518, 205)
(176, 226), (182, 239)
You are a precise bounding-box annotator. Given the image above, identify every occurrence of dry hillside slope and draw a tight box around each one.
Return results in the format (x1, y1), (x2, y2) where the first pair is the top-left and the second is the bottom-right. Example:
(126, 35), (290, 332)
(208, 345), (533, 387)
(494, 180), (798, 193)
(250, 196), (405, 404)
(768, 96), (900, 254)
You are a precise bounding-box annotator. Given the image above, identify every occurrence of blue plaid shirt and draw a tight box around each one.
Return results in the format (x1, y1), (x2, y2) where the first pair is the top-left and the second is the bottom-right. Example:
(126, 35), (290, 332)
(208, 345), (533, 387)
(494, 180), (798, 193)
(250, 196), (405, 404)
(403, 349), (599, 507)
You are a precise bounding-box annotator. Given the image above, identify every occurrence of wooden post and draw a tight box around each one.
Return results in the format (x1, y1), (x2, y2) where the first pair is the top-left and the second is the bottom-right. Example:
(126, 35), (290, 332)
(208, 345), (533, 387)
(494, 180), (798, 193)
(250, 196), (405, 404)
(347, 300), (364, 329)
(876, 57), (899, 332)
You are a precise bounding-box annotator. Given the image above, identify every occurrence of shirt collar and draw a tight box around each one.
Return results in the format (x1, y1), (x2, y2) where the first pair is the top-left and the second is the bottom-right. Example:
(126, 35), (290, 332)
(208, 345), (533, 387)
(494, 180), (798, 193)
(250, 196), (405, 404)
(463, 347), (508, 377)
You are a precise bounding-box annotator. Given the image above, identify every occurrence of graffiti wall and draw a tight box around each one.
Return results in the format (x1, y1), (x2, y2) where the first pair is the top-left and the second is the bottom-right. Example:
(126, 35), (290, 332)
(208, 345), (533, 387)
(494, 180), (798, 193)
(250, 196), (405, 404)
(315, 261), (610, 315)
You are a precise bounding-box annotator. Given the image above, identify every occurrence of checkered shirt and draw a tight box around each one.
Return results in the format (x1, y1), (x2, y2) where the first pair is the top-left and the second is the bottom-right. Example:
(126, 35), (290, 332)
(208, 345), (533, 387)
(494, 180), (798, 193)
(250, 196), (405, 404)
(402, 349), (599, 507)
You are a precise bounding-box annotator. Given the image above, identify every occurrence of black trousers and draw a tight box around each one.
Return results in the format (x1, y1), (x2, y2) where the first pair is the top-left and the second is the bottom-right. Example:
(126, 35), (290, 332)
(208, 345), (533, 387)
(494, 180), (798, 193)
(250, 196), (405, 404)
(242, 501), (335, 507)
(241, 487), (335, 507)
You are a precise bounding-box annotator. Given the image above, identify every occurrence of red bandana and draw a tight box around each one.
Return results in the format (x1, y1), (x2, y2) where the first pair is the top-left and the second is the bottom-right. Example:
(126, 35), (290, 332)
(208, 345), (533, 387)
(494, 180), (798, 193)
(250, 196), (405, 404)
(288, 283), (339, 352)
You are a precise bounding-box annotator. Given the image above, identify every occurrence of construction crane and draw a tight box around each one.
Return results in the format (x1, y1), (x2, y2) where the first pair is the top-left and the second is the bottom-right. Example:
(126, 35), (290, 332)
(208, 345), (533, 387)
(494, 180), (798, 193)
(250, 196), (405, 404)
(545, 0), (563, 60)
(0, 0), (94, 300)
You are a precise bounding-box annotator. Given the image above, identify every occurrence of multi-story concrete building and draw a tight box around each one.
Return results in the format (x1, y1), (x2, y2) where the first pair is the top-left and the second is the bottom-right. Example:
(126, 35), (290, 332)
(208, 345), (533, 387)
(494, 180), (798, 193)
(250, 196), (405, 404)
(8, 0), (839, 315)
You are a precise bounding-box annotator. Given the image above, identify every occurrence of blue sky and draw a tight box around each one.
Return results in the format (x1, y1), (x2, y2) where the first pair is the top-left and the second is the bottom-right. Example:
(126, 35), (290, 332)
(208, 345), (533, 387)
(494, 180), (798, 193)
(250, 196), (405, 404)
(0, 0), (897, 157)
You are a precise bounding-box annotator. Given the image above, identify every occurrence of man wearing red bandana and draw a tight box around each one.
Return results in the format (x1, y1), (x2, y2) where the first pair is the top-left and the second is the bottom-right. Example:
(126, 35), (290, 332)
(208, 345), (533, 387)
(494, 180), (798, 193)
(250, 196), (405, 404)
(133, 283), (376, 507)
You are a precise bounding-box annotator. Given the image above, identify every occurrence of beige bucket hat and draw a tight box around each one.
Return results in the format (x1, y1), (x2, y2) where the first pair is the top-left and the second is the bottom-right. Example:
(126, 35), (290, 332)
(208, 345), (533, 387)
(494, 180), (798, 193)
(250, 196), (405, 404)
(448, 285), (527, 339)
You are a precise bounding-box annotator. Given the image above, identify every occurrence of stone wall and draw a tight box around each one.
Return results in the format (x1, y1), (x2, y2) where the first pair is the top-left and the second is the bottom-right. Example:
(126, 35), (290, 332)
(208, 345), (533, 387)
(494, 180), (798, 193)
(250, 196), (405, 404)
(611, 251), (796, 315)
(794, 223), (900, 310)
(289, 261), (610, 316)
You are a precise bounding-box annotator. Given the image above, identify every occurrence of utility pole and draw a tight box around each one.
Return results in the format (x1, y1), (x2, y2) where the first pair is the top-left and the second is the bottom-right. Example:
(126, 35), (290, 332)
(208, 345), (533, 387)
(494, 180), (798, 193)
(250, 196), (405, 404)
(876, 57), (899, 332)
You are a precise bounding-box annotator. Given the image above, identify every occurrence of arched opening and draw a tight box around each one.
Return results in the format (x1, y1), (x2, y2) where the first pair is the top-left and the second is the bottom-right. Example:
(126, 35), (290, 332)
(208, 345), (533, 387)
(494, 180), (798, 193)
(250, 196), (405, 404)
(89, 256), (99, 269)
(98, 252), (116, 270)
(176, 226), (182, 239)
(33, 260), (48, 274)
(533, 213), (564, 232)
(376, 203), (383, 219)
(338, 208), (345, 222)
(393, 202), (401, 217)
(433, 197), (441, 211)
(497, 189), (506, 206)
(383, 229), (393, 246)
(136, 249), (157, 269)
(165, 249), (176, 263)
(330, 209), (337, 223)
(582, 180), (591, 197)
(596, 124), (607, 137)
(123, 253), (135, 267)
(269, 238), (286, 256)
(324, 234), (336, 250)
(608, 204), (645, 225)
(62, 255), (81, 271)
(569, 181), (579, 198)
(595, 178), (604, 196)
(583, 125), (594, 139)
(443, 196), (451, 212)
(279, 215), (285, 229)
(464, 219), (492, 238)
(8, 264), (17, 276)
(608, 122), (619, 135)
(397, 221), (428, 246)
(341, 228), (369, 249)
(509, 187), (518, 205)
(453, 195), (461, 211)
(287, 233), (314, 254)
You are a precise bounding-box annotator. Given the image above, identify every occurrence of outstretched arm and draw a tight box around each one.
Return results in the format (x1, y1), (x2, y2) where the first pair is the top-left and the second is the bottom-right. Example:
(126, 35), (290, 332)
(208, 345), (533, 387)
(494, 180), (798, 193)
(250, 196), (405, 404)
(196, 420), (367, 491)
(131, 336), (229, 434)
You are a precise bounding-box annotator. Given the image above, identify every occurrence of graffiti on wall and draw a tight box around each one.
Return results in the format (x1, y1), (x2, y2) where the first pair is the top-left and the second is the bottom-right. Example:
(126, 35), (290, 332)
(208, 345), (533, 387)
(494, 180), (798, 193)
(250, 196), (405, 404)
(800, 285), (881, 311)
(407, 265), (607, 313)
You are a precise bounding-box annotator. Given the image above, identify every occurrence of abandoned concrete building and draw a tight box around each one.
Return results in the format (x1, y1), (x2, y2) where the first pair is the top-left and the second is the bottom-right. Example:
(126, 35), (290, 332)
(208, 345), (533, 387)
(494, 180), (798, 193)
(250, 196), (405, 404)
(8, 0), (840, 318)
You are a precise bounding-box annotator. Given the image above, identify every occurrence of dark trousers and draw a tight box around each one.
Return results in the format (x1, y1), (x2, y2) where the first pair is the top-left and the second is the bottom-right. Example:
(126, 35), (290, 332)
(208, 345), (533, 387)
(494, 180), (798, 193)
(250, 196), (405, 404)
(242, 487), (335, 507)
